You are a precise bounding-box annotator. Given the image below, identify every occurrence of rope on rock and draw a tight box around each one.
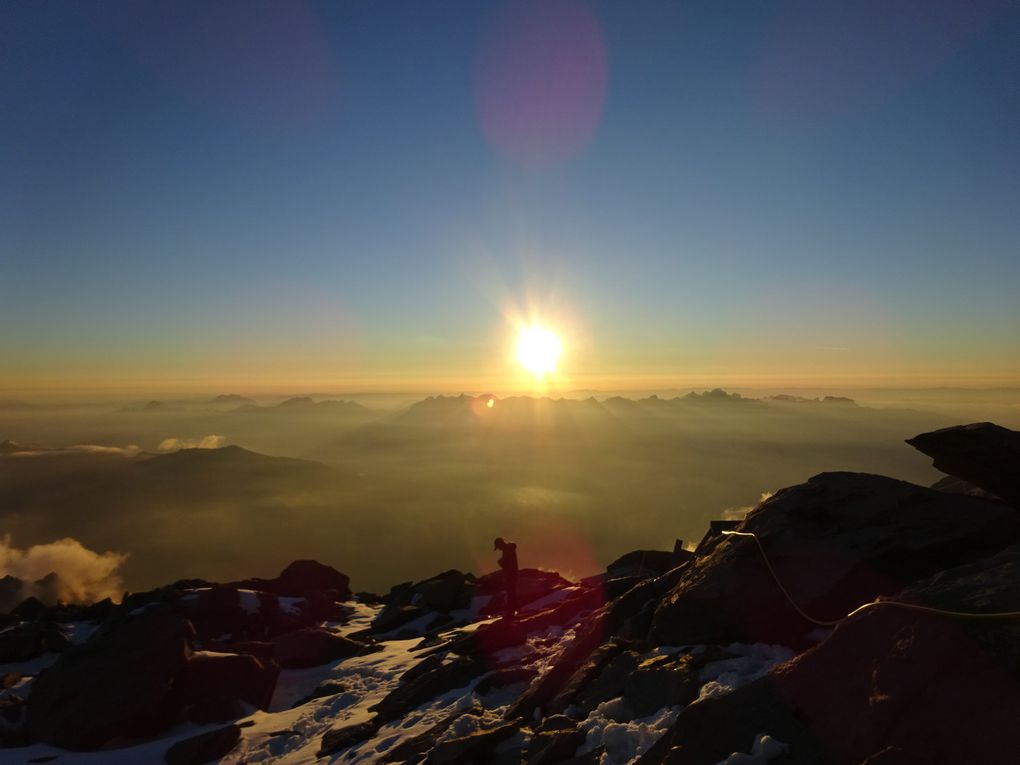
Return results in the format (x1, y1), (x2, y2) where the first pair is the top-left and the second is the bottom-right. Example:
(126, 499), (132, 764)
(720, 529), (1020, 626)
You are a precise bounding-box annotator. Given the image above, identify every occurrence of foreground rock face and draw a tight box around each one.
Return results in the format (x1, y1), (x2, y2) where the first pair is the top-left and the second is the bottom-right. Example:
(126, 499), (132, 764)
(645, 545), (1020, 765)
(907, 422), (1020, 508)
(27, 607), (194, 749)
(651, 471), (1020, 646)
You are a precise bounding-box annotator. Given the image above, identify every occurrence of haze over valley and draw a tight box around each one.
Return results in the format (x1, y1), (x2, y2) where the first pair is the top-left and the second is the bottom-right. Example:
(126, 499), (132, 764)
(4, 388), (1015, 596)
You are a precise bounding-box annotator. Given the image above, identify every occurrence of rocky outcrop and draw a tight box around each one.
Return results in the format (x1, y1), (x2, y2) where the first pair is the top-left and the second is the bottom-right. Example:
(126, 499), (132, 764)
(651, 471), (1020, 646)
(907, 422), (1020, 508)
(642, 545), (1020, 764)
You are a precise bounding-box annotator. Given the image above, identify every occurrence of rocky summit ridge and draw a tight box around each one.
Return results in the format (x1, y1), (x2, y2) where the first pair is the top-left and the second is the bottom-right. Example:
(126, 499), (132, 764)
(1, 422), (1018, 764)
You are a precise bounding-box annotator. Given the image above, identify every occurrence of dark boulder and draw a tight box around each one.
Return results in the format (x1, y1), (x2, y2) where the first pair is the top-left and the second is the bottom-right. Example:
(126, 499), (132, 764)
(907, 422), (1020, 508)
(27, 607), (193, 750)
(651, 472), (1020, 646)
(270, 627), (367, 668)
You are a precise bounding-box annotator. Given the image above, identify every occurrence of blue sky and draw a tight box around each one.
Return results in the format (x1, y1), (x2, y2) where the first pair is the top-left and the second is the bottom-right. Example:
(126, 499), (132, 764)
(2, 0), (1018, 392)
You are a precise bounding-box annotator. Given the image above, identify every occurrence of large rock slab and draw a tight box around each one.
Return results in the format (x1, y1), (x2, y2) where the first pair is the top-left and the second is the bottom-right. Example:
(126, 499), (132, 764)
(170, 651), (279, 711)
(907, 422), (1020, 508)
(27, 607), (193, 749)
(644, 545), (1020, 765)
(651, 472), (1020, 646)
(270, 627), (367, 668)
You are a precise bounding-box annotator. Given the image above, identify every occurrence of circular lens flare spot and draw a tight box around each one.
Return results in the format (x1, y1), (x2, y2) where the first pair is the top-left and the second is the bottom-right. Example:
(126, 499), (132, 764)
(474, 0), (608, 166)
(516, 326), (562, 377)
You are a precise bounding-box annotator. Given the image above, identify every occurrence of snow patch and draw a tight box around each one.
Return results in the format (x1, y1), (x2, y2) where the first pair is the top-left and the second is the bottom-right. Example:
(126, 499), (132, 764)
(697, 643), (794, 701)
(577, 698), (680, 764)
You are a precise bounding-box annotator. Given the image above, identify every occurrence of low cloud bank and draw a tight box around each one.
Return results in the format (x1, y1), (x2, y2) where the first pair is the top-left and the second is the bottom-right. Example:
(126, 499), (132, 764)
(8, 443), (140, 458)
(0, 535), (128, 610)
(157, 434), (226, 452)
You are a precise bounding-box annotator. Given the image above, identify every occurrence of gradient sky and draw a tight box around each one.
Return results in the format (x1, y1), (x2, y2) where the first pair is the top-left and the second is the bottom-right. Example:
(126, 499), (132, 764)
(3, 0), (1019, 394)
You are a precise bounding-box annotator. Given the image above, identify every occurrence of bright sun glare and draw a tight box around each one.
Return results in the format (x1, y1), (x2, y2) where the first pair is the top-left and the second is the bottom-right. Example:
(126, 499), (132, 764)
(516, 325), (562, 377)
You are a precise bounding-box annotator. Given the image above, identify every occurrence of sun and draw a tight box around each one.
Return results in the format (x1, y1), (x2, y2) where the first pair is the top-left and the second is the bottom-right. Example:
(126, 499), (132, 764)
(516, 325), (562, 377)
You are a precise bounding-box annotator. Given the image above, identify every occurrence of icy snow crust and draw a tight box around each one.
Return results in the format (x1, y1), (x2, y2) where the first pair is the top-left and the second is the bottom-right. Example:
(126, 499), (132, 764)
(2, 599), (796, 764)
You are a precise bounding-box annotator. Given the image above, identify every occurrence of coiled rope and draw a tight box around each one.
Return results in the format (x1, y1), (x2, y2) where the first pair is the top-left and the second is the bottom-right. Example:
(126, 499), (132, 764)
(721, 530), (1020, 626)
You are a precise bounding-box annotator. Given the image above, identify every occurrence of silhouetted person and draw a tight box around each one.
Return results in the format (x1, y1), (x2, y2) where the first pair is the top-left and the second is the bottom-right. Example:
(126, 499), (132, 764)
(494, 537), (518, 618)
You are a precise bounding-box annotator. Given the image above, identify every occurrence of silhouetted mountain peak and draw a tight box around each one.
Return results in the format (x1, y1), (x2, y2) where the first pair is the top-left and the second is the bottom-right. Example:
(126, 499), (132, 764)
(684, 388), (745, 402)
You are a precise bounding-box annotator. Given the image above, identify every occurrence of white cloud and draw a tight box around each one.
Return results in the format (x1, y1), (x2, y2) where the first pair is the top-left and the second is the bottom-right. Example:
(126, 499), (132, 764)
(9, 443), (141, 458)
(0, 535), (128, 605)
(71, 443), (142, 456)
(157, 434), (226, 452)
